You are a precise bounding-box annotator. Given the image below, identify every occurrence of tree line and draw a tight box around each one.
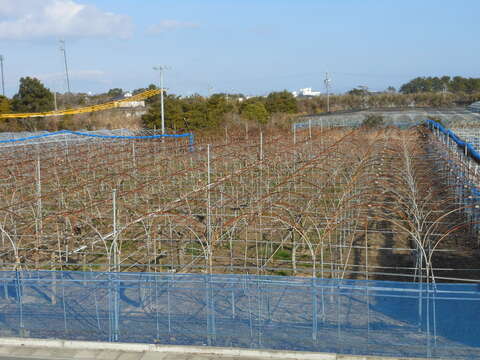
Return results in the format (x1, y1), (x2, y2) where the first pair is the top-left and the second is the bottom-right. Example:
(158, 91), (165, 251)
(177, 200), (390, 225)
(1, 76), (479, 133)
(142, 89), (297, 132)
(399, 76), (480, 94)
(0, 77), (299, 132)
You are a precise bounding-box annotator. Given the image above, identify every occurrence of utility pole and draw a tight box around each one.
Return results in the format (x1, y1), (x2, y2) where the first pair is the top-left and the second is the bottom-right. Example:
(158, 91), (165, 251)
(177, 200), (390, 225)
(153, 66), (169, 135)
(59, 40), (71, 93)
(324, 72), (331, 112)
(53, 89), (58, 111)
(0, 55), (5, 97)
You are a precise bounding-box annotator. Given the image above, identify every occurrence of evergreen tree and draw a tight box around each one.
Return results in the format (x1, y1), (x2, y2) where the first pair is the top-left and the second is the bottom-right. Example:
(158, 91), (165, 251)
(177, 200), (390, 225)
(0, 95), (10, 114)
(400, 76), (480, 94)
(265, 91), (297, 113)
(12, 77), (54, 113)
(107, 88), (124, 98)
(241, 101), (269, 124)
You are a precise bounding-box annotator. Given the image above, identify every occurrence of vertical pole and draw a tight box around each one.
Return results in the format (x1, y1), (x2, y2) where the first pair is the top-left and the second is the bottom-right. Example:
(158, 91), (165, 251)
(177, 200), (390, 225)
(132, 142), (136, 174)
(93, 275), (101, 331)
(312, 277), (318, 341)
(189, 134), (195, 152)
(154, 274), (160, 339)
(205, 145), (216, 345)
(61, 271), (67, 334)
(60, 40), (71, 93)
(3, 275), (7, 299)
(336, 278), (341, 353)
(53, 90), (58, 111)
(365, 214), (370, 353)
(207, 144), (212, 272)
(231, 278), (236, 319)
(160, 69), (165, 135)
(167, 274), (172, 334)
(426, 268), (431, 358)
(15, 271), (24, 334)
(112, 189), (118, 272)
(309, 119), (312, 139)
(111, 189), (119, 341)
(260, 132), (263, 161)
(246, 276), (254, 341)
(325, 72), (331, 113)
(36, 153), (42, 253)
(64, 132), (69, 158)
(0, 55), (5, 97)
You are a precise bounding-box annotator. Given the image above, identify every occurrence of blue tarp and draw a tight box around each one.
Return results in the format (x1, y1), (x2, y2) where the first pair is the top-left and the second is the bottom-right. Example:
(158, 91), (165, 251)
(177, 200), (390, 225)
(0, 270), (479, 359)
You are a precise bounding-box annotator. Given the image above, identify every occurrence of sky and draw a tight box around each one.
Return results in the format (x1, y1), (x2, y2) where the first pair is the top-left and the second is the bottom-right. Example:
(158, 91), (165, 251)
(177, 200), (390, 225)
(0, 0), (479, 97)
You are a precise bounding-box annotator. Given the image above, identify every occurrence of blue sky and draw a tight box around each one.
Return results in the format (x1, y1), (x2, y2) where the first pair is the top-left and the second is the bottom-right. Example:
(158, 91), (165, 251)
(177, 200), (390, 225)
(0, 0), (479, 97)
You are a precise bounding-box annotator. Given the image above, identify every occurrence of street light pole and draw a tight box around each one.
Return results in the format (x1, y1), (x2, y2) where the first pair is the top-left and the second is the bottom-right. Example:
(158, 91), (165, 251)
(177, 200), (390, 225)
(153, 66), (169, 135)
(0, 55), (5, 97)
(160, 69), (165, 135)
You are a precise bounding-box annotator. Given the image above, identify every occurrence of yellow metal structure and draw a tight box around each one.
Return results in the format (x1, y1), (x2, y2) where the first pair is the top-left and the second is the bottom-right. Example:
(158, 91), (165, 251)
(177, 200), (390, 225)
(0, 89), (160, 119)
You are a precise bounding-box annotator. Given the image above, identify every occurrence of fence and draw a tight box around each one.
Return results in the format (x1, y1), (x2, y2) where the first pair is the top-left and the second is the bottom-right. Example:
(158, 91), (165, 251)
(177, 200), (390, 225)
(0, 129), (195, 151)
(427, 119), (480, 239)
(293, 112), (425, 131)
(0, 270), (479, 359)
(293, 108), (480, 132)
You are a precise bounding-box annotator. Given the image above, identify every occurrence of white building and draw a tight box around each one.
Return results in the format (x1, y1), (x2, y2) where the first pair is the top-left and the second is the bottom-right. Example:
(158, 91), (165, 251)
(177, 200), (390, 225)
(115, 92), (146, 108)
(292, 88), (321, 97)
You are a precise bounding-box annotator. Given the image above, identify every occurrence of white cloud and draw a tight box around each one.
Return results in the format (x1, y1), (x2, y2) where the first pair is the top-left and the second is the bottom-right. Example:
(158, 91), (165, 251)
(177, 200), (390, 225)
(0, 0), (132, 39)
(148, 20), (200, 34)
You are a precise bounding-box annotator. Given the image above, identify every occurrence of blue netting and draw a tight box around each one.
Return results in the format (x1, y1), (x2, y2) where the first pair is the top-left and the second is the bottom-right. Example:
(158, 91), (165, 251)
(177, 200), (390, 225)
(0, 130), (195, 151)
(427, 119), (480, 163)
(0, 271), (479, 359)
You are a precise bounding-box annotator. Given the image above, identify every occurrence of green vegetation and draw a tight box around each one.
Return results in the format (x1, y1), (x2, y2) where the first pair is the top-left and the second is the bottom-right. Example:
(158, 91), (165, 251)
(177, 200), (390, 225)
(0, 95), (10, 114)
(348, 88), (366, 96)
(240, 101), (269, 124)
(186, 242), (203, 256)
(2, 75), (480, 134)
(274, 249), (292, 260)
(142, 91), (282, 131)
(142, 93), (234, 131)
(11, 77), (54, 113)
(265, 91), (297, 114)
(400, 76), (480, 94)
(362, 114), (385, 129)
(106, 88), (123, 98)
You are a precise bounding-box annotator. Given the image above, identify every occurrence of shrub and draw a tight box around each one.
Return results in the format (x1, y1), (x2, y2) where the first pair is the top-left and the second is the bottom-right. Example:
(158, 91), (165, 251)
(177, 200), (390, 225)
(362, 114), (384, 129)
